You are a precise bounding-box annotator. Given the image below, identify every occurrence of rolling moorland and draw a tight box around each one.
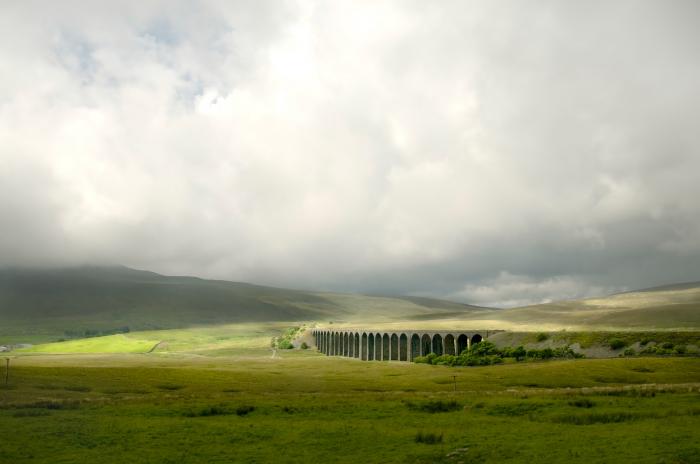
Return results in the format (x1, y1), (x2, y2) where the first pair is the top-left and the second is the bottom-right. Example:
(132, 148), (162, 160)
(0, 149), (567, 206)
(1, 266), (699, 463)
(0, 266), (490, 344)
(2, 266), (699, 344)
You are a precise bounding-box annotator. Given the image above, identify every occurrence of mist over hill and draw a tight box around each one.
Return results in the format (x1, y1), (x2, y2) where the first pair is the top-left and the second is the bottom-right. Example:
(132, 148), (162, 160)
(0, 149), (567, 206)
(0, 266), (489, 335)
(1, 266), (698, 342)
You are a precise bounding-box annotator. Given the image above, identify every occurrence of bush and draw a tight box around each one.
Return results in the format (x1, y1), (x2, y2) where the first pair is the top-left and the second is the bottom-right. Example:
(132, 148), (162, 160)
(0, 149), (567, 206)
(623, 348), (636, 357)
(235, 405), (255, 416)
(300, 342), (309, 350)
(609, 338), (628, 350)
(675, 345), (687, 354)
(552, 345), (584, 359)
(414, 432), (443, 444)
(528, 347), (554, 359)
(661, 342), (674, 350)
(469, 340), (499, 356)
(569, 398), (595, 408)
(185, 406), (230, 417)
(433, 354), (456, 366)
(503, 346), (527, 361)
(536, 332), (549, 342)
(640, 345), (674, 355)
(273, 326), (304, 350)
(455, 354), (502, 366)
(407, 400), (460, 413)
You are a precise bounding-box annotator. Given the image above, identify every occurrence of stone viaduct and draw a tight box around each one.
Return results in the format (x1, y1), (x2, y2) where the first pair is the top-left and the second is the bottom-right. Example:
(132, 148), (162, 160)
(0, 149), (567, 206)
(311, 329), (494, 362)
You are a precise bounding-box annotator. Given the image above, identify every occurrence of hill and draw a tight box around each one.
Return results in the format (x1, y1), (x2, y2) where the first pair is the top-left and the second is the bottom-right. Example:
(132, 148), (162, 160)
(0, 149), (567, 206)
(449, 283), (700, 331)
(1, 267), (698, 344)
(0, 266), (489, 339)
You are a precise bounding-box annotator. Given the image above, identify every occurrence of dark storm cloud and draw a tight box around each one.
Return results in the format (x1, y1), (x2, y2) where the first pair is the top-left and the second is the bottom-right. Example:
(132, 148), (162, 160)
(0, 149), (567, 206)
(1, 1), (699, 306)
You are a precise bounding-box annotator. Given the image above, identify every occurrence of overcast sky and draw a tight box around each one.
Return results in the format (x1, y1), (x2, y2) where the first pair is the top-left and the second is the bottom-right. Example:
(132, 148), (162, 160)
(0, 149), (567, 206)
(1, 1), (699, 307)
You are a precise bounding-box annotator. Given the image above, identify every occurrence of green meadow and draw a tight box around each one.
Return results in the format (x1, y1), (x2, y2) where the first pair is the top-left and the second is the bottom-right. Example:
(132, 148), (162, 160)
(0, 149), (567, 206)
(2, 328), (699, 464)
(2, 269), (699, 462)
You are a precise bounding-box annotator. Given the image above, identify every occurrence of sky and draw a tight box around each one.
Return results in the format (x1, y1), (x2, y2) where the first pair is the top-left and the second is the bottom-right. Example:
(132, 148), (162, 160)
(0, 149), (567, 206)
(1, 1), (699, 307)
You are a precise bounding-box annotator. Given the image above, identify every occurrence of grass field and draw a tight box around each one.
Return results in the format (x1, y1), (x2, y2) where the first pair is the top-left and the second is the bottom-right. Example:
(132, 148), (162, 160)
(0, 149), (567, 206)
(2, 329), (699, 464)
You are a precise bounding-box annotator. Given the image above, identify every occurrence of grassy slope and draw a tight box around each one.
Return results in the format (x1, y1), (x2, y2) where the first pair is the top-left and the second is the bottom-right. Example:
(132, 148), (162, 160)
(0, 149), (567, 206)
(1, 268), (699, 345)
(0, 267), (488, 342)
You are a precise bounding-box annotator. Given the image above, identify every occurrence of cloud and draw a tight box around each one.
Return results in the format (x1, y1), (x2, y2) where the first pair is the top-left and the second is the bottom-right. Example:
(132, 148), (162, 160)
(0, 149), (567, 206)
(1, 1), (700, 304)
(448, 272), (624, 308)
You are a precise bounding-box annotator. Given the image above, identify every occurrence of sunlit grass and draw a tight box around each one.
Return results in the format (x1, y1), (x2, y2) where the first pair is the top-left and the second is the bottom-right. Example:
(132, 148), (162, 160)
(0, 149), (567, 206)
(16, 334), (160, 354)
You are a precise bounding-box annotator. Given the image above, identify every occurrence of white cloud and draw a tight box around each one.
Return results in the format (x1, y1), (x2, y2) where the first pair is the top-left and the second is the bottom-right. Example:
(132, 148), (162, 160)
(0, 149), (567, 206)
(1, 1), (699, 301)
(449, 272), (624, 308)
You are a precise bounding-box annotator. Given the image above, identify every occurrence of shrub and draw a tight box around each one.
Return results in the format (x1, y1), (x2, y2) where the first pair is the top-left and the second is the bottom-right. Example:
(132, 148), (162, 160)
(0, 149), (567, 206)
(414, 431), (443, 444)
(235, 405), (255, 416)
(528, 347), (554, 359)
(407, 400), (460, 413)
(510, 346), (527, 360)
(568, 398), (595, 408)
(675, 345), (687, 354)
(273, 326), (305, 350)
(640, 344), (675, 355)
(185, 406), (230, 417)
(454, 354), (502, 366)
(536, 332), (549, 342)
(552, 412), (639, 425)
(609, 338), (628, 350)
(433, 354), (456, 366)
(300, 342), (309, 350)
(623, 348), (636, 357)
(469, 340), (499, 356)
(552, 345), (584, 359)
(501, 346), (526, 359)
(661, 342), (674, 350)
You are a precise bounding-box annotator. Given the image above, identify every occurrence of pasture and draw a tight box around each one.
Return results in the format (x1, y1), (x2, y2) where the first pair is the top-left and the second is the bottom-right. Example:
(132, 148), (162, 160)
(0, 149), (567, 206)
(2, 328), (699, 463)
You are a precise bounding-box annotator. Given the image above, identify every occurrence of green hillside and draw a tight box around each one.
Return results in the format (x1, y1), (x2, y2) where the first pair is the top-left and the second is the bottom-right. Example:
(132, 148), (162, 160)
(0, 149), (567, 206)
(0, 266), (488, 341)
(1, 267), (699, 346)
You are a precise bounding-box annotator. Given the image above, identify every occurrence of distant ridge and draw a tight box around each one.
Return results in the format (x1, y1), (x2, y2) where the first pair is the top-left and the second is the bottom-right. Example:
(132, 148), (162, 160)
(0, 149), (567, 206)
(1, 266), (698, 337)
(625, 281), (700, 293)
(0, 266), (489, 334)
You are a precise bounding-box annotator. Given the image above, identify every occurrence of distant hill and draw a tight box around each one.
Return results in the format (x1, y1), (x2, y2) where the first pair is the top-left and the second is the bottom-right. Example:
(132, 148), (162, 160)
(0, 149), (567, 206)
(1, 267), (698, 340)
(0, 266), (489, 336)
(623, 281), (700, 293)
(466, 283), (700, 330)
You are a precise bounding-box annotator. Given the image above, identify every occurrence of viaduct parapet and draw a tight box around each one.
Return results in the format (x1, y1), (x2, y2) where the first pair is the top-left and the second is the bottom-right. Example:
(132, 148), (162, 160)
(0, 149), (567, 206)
(311, 329), (498, 362)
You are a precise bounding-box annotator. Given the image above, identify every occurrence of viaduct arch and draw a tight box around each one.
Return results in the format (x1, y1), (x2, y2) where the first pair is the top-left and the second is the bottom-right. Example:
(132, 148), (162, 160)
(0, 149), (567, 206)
(310, 328), (495, 362)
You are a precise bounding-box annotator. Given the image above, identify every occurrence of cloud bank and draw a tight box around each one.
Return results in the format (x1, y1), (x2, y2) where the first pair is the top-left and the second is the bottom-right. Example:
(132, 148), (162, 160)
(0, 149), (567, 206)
(1, 1), (700, 306)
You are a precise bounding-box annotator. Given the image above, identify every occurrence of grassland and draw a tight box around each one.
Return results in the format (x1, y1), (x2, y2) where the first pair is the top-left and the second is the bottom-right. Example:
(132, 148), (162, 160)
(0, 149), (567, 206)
(2, 268), (699, 462)
(2, 268), (699, 350)
(17, 334), (161, 354)
(2, 326), (699, 464)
